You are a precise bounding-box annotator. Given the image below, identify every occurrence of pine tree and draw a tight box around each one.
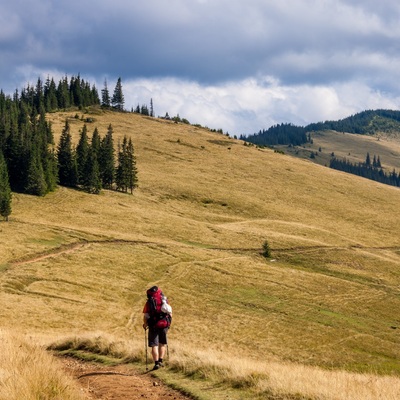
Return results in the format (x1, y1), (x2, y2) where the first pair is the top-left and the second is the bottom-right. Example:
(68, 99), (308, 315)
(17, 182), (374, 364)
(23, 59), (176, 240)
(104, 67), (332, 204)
(44, 77), (58, 112)
(100, 124), (115, 189)
(91, 127), (101, 156)
(111, 77), (124, 111)
(0, 151), (12, 221)
(57, 76), (70, 110)
(365, 152), (371, 166)
(44, 148), (58, 192)
(150, 98), (154, 117)
(83, 146), (102, 194)
(126, 137), (138, 193)
(101, 79), (111, 108)
(76, 125), (89, 184)
(57, 120), (78, 187)
(116, 135), (137, 193)
(116, 136), (128, 192)
(141, 105), (149, 116)
(25, 147), (47, 196)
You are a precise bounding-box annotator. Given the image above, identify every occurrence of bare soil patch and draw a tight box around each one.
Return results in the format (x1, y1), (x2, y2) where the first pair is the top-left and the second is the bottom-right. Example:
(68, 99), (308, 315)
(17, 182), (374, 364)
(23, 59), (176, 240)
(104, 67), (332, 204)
(60, 357), (192, 400)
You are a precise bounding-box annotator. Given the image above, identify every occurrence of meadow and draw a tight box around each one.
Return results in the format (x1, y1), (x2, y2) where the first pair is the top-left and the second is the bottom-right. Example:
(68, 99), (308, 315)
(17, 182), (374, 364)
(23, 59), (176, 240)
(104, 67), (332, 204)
(1, 109), (400, 399)
(280, 128), (400, 171)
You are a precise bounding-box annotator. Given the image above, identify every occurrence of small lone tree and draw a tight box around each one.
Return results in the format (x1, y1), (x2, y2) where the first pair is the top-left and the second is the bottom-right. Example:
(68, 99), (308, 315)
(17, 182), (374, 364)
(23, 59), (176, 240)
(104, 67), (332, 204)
(262, 240), (271, 258)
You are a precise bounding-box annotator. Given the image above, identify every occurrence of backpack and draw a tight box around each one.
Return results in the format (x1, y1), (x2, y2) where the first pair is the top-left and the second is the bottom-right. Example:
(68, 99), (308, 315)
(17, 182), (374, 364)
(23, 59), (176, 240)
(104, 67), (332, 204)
(146, 286), (172, 329)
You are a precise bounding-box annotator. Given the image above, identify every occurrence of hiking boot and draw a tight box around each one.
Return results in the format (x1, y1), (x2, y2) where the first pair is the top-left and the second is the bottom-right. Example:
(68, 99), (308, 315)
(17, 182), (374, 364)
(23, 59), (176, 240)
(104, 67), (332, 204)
(157, 361), (164, 368)
(152, 363), (160, 370)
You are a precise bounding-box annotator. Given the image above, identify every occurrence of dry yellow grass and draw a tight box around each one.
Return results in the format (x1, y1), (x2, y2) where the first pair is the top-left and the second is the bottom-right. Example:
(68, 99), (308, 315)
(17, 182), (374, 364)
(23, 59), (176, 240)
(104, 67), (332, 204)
(0, 331), (85, 400)
(281, 129), (400, 171)
(1, 108), (400, 398)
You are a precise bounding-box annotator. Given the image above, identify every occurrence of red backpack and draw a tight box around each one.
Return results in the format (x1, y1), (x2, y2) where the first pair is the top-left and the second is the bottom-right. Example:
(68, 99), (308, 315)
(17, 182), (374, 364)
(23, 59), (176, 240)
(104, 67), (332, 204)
(146, 286), (171, 329)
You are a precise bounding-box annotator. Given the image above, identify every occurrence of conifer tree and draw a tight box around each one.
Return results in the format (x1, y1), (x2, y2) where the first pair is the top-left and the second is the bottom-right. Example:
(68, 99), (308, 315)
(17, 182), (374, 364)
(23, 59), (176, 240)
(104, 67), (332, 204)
(57, 76), (71, 110)
(25, 147), (47, 196)
(141, 105), (149, 116)
(0, 151), (12, 221)
(44, 77), (58, 112)
(91, 127), (101, 156)
(150, 98), (154, 117)
(99, 124), (115, 189)
(116, 135), (137, 193)
(365, 152), (371, 166)
(126, 137), (138, 193)
(111, 77), (124, 111)
(76, 125), (89, 184)
(44, 149), (58, 192)
(57, 120), (78, 187)
(83, 146), (102, 194)
(101, 79), (111, 108)
(116, 137), (126, 192)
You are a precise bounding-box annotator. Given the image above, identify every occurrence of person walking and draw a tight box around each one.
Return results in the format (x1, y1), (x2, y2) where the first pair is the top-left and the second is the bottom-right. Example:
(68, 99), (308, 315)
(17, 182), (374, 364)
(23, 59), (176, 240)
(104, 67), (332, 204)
(143, 286), (172, 370)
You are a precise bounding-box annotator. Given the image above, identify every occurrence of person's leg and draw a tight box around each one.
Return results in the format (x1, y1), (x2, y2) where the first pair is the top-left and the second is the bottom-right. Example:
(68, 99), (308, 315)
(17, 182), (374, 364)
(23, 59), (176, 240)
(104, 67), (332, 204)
(151, 345), (159, 362)
(157, 328), (168, 366)
(148, 327), (160, 369)
(157, 344), (166, 365)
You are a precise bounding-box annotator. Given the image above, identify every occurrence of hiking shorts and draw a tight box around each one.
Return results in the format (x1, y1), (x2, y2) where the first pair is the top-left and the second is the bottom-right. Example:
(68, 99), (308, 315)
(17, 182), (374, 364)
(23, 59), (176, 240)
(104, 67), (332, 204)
(148, 326), (168, 347)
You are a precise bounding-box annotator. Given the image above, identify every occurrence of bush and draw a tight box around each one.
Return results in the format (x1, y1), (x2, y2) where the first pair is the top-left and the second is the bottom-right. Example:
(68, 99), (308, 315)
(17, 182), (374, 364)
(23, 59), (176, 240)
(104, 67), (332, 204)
(262, 240), (271, 258)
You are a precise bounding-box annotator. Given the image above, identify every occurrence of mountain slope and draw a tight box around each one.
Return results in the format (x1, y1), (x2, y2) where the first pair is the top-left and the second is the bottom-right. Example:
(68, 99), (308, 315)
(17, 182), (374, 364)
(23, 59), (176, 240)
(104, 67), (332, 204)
(1, 109), (400, 398)
(244, 110), (400, 163)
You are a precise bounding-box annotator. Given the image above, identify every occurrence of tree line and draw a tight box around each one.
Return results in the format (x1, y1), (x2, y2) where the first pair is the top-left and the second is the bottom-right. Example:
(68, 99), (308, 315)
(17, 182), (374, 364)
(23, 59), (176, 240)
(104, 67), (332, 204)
(307, 109), (400, 135)
(329, 153), (400, 188)
(241, 123), (307, 146)
(243, 109), (400, 147)
(0, 75), (138, 221)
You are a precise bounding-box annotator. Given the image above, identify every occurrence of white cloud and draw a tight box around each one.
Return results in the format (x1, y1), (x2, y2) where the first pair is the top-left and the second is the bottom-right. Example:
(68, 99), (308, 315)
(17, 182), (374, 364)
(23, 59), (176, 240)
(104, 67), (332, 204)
(2, 0), (400, 133)
(122, 76), (400, 135)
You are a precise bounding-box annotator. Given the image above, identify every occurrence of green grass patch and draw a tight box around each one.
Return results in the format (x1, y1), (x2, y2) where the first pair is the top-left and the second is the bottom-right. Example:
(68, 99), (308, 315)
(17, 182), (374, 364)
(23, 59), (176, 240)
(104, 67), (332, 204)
(55, 349), (125, 365)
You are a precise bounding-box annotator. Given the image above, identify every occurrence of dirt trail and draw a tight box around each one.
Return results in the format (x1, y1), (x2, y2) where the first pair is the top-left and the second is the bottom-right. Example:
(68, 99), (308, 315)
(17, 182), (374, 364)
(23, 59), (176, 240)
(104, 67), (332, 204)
(60, 357), (192, 400)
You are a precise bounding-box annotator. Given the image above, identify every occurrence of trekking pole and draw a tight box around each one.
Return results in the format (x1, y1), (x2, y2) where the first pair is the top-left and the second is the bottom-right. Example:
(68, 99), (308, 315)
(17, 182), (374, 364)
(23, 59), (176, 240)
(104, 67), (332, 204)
(144, 327), (148, 371)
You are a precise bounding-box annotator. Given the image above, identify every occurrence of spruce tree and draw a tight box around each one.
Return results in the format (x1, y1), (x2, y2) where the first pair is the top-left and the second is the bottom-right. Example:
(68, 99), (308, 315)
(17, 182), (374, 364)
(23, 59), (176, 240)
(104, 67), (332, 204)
(126, 137), (138, 194)
(150, 98), (154, 117)
(25, 147), (47, 196)
(44, 149), (58, 192)
(0, 151), (12, 221)
(111, 77), (124, 111)
(83, 147), (102, 194)
(101, 79), (111, 108)
(116, 135), (137, 193)
(116, 136), (128, 192)
(365, 152), (371, 166)
(57, 120), (78, 187)
(100, 124), (115, 189)
(76, 125), (89, 184)
(44, 77), (58, 112)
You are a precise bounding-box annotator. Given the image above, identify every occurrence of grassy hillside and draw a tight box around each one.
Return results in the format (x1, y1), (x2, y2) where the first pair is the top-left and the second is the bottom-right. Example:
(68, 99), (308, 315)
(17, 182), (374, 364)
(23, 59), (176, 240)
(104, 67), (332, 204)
(277, 129), (400, 172)
(1, 109), (400, 399)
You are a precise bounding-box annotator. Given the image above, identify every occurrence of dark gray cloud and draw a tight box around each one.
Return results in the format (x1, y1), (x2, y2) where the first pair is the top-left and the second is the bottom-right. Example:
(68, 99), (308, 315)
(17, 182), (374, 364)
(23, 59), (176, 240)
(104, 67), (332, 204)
(1, 0), (400, 132)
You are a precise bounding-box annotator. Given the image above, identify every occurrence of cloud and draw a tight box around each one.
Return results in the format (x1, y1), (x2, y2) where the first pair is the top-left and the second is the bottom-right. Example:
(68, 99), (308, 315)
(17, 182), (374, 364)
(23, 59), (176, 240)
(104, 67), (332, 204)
(122, 76), (400, 135)
(1, 0), (400, 132)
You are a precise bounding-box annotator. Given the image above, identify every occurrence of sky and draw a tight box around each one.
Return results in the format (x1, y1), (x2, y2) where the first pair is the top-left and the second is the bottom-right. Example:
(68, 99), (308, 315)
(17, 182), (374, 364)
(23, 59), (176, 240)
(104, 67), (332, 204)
(2, 0), (400, 136)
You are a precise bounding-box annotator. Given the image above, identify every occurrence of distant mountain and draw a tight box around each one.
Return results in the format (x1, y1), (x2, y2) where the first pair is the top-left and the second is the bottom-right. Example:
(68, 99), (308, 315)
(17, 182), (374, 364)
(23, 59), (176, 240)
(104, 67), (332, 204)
(243, 109), (400, 146)
(306, 109), (400, 135)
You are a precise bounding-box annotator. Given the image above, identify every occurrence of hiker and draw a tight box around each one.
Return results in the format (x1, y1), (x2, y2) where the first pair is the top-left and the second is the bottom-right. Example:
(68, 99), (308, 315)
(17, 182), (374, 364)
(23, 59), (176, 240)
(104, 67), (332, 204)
(143, 286), (172, 370)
